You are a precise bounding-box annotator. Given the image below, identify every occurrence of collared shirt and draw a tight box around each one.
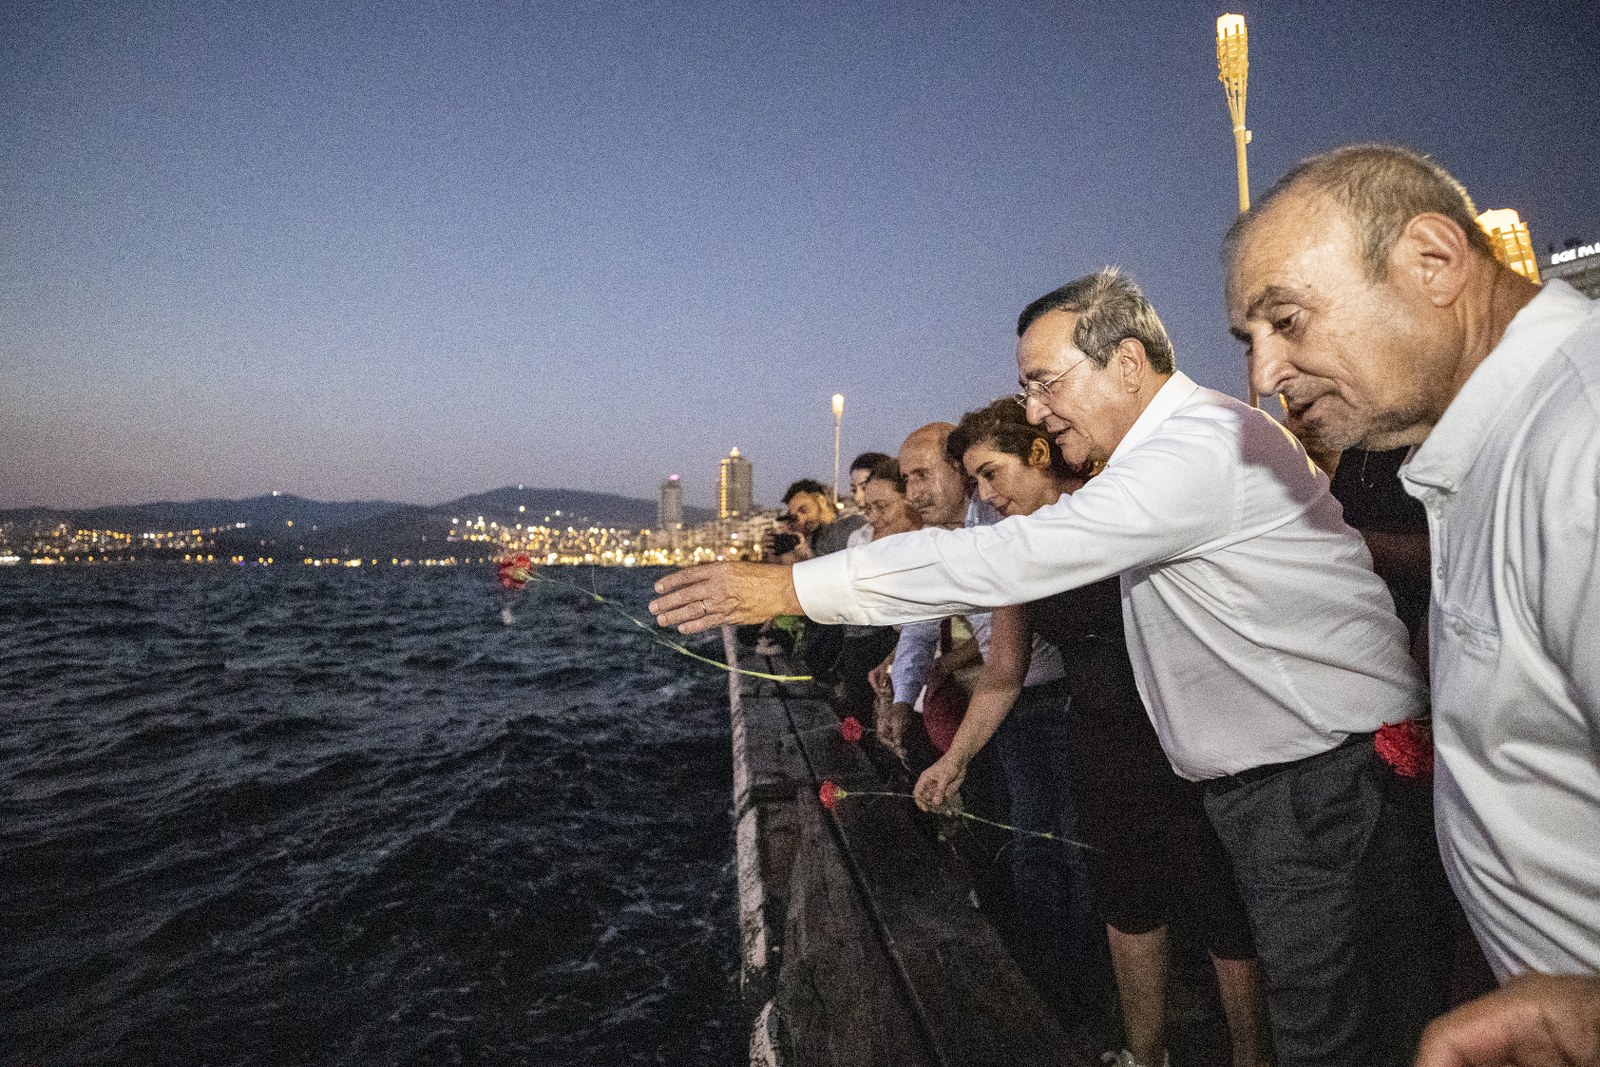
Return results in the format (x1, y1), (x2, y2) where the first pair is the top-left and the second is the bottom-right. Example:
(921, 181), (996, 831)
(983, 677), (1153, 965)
(795, 371), (1425, 781)
(1401, 279), (1600, 979)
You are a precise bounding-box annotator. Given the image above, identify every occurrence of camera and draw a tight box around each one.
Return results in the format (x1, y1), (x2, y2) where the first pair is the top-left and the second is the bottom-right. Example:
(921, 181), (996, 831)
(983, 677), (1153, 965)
(768, 532), (802, 557)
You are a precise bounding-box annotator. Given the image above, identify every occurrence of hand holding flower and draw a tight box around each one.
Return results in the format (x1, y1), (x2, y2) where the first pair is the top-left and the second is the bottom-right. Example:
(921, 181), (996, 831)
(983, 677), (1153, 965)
(914, 754), (968, 813)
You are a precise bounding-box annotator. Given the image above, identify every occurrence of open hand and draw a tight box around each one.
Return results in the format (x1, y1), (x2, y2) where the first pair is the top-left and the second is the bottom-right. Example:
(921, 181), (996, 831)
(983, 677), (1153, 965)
(650, 562), (804, 634)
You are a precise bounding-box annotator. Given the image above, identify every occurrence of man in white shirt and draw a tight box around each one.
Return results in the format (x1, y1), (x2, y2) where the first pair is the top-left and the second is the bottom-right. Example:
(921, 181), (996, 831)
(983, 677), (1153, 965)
(1226, 143), (1600, 1066)
(652, 269), (1448, 1067)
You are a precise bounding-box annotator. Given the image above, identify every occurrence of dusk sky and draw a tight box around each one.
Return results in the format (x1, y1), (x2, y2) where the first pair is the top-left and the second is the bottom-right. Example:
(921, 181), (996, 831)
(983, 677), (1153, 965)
(4, 0), (1595, 512)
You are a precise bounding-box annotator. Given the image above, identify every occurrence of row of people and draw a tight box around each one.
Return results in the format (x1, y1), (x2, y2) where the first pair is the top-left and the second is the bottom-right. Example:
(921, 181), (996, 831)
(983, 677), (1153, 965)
(654, 144), (1600, 1067)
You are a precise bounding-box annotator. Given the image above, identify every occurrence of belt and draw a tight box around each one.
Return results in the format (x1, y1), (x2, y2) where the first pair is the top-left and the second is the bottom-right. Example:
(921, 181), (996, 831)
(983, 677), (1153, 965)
(1201, 731), (1375, 797)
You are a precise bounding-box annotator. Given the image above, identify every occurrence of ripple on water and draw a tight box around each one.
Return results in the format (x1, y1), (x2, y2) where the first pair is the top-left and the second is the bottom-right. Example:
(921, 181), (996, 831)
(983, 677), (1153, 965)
(0, 565), (738, 1066)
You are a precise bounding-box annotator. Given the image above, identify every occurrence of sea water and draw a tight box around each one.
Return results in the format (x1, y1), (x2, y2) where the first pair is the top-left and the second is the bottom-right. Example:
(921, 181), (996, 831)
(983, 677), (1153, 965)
(0, 564), (738, 1066)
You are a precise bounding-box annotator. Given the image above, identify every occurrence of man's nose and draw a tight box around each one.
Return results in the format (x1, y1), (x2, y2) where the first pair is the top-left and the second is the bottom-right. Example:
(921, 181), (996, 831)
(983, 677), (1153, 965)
(1022, 395), (1049, 426)
(1249, 338), (1292, 400)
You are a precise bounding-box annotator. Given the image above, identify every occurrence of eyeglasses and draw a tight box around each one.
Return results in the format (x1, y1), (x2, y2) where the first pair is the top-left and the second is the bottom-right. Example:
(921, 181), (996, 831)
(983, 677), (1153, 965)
(1014, 353), (1092, 408)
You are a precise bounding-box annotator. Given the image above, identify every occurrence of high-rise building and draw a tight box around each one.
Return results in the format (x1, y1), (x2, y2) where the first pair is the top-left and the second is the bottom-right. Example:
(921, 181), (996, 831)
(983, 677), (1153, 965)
(658, 475), (685, 530)
(719, 447), (754, 519)
(1543, 237), (1600, 299)
(1477, 208), (1541, 283)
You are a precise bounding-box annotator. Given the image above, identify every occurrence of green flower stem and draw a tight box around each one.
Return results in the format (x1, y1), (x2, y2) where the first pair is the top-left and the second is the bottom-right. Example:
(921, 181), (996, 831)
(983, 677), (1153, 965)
(836, 789), (1092, 849)
(519, 573), (814, 683)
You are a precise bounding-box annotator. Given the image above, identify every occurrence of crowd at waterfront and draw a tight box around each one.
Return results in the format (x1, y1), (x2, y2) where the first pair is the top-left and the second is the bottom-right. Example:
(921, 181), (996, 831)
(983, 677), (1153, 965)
(652, 145), (1600, 1067)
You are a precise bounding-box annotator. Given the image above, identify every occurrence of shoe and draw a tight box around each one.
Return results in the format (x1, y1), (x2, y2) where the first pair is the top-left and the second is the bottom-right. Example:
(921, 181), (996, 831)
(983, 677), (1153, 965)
(1101, 1052), (1169, 1067)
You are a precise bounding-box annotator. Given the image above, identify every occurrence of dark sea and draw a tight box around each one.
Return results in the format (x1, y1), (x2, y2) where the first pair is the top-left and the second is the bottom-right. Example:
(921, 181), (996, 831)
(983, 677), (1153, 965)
(0, 564), (739, 1067)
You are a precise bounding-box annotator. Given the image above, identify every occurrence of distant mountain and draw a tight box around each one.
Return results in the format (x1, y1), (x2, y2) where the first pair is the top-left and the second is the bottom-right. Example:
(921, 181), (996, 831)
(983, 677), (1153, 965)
(2, 487), (714, 557)
(0, 494), (400, 534)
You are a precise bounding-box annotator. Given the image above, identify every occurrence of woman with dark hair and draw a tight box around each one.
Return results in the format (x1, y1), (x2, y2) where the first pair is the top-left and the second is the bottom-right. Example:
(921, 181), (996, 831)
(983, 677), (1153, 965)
(916, 398), (1273, 1067)
(856, 456), (921, 539)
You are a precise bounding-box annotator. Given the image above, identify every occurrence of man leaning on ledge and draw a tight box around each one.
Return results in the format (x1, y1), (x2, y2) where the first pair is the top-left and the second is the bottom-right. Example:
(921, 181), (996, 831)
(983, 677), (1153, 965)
(1225, 144), (1600, 1067)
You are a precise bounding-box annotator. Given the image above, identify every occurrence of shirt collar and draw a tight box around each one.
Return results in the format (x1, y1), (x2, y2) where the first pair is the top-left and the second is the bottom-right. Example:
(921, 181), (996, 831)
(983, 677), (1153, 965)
(1404, 280), (1593, 494)
(1108, 370), (1197, 467)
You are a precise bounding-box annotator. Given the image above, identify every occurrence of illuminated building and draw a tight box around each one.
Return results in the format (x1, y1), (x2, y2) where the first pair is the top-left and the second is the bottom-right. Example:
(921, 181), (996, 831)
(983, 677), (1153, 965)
(1543, 237), (1600, 299)
(658, 475), (685, 530)
(719, 447), (754, 519)
(1477, 208), (1541, 283)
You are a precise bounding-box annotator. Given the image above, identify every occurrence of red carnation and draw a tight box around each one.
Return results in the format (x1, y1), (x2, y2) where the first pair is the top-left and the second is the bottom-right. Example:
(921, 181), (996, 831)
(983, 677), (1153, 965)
(495, 553), (534, 590)
(839, 717), (864, 744)
(819, 780), (845, 810)
(1375, 720), (1433, 778)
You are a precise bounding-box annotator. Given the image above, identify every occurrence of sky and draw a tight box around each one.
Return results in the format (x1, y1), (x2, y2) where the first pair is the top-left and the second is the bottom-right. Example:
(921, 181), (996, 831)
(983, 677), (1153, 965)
(3, 0), (1595, 512)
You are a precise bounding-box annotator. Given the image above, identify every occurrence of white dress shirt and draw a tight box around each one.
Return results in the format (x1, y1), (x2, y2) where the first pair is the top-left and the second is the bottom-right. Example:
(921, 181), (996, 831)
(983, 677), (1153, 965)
(795, 371), (1425, 781)
(1401, 280), (1600, 979)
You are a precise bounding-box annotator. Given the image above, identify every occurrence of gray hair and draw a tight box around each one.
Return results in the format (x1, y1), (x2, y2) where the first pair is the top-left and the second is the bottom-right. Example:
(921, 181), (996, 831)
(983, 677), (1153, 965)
(1016, 268), (1176, 374)
(1225, 144), (1495, 280)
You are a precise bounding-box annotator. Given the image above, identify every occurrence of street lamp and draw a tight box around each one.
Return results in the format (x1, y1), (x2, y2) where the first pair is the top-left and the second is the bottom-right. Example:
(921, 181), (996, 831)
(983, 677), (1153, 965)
(831, 393), (845, 507)
(1216, 12), (1256, 405)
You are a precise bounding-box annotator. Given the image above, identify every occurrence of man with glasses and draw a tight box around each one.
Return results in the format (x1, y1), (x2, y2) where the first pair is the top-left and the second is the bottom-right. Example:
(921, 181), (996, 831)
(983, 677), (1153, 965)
(652, 268), (1448, 1067)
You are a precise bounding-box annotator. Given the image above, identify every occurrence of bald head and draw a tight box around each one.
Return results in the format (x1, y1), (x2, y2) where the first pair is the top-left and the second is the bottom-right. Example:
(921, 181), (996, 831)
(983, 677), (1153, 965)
(899, 423), (968, 529)
(1226, 144), (1495, 283)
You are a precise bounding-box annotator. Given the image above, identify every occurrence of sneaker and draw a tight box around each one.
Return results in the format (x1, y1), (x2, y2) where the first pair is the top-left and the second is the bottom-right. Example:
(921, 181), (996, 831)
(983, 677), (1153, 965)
(1101, 1052), (1169, 1067)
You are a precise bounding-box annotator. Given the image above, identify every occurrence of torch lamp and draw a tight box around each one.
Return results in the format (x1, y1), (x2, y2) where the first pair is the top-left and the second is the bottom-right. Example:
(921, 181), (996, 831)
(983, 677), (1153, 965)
(831, 393), (845, 508)
(1216, 12), (1257, 405)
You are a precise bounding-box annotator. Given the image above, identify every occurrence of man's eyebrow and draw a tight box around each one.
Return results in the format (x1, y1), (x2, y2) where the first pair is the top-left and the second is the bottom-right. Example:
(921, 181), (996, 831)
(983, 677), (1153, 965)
(1244, 284), (1302, 321)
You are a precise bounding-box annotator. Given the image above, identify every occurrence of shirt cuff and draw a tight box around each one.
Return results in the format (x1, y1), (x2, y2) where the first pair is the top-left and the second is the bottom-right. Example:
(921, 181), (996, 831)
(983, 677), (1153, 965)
(793, 550), (862, 624)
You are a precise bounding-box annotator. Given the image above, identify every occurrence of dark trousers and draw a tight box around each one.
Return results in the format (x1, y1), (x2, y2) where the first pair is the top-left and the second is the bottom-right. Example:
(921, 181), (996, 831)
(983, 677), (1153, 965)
(995, 680), (1113, 1013)
(1203, 740), (1450, 1067)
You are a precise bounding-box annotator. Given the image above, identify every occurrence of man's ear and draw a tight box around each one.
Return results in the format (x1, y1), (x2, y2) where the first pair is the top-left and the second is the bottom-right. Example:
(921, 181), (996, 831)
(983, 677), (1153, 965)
(1115, 337), (1147, 392)
(1394, 213), (1472, 309)
(1028, 437), (1051, 468)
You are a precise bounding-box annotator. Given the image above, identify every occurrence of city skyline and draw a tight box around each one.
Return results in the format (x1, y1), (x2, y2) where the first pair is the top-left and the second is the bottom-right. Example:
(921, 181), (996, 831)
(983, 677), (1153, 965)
(4, 1), (1595, 511)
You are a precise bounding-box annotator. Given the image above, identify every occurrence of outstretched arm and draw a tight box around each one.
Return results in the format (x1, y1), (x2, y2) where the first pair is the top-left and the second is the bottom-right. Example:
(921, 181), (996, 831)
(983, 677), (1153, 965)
(914, 605), (1031, 812)
(650, 562), (803, 634)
